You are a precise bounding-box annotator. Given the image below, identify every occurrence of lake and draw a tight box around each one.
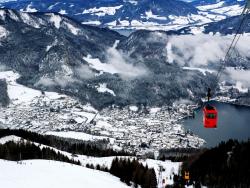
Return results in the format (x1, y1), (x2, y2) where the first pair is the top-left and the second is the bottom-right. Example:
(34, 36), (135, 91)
(182, 101), (250, 148)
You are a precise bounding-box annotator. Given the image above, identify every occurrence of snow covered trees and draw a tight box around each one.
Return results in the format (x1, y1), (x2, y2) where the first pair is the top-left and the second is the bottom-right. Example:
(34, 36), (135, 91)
(183, 139), (250, 187)
(110, 157), (157, 188)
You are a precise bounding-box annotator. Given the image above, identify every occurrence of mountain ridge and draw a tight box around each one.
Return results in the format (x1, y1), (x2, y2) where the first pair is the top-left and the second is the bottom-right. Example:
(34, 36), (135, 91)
(0, 0), (244, 31)
(0, 8), (215, 109)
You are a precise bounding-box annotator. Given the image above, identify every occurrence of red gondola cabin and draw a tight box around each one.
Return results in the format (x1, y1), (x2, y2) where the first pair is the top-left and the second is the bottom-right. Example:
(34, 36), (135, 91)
(203, 104), (218, 128)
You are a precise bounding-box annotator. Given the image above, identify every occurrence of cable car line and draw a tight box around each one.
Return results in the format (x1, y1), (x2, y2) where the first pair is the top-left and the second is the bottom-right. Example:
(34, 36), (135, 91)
(213, 9), (249, 91)
(203, 1), (250, 128)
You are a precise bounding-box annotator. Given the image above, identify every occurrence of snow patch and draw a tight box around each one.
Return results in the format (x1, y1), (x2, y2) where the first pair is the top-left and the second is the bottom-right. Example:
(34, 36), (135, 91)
(0, 10), (6, 20)
(211, 5), (243, 16)
(81, 20), (101, 25)
(183, 67), (215, 76)
(129, 105), (138, 112)
(197, 2), (243, 17)
(49, 13), (62, 29)
(0, 71), (41, 104)
(46, 39), (58, 52)
(20, 12), (40, 28)
(59, 9), (67, 15)
(197, 2), (225, 11)
(24, 3), (37, 12)
(96, 83), (116, 96)
(8, 10), (19, 21)
(72, 111), (96, 124)
(150, 108), (161, 114)
(64, 22), (80, 35)
(45, 131), (110, 141)
(48, 2), (60, 11)
(0, 71), (66, 105)
(82, 5), (123, 16)
(145, 10), (167, 20)
(83, 55), (115, 74)
(0, 26), (8, 39)
(0, 135), (22, 144)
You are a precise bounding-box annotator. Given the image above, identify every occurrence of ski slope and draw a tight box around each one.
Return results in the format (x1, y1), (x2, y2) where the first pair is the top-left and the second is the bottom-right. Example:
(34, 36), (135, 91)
(0, 135), (181, 186)
(0, 159), (130, 188)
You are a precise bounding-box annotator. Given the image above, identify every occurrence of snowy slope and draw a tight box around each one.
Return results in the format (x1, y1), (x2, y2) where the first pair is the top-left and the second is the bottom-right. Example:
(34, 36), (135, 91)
(0, 135), (22, 144)
(0, 159), (130, 188)
(0, 0), (245, 31)
(45, 131), (112, 142)
(0, 135), (181, 186)
(196, 1), (244, 17)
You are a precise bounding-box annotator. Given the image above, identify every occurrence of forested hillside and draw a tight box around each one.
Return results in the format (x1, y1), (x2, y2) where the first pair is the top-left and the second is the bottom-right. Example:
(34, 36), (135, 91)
(0, 129), (158, 188)
(0, 141), (81, 164)
(0, 129), (132, 157)
(182, 139), (250, 188)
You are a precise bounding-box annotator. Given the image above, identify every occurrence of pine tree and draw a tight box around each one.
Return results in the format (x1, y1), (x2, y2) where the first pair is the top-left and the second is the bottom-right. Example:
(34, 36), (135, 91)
(150, 169), (157, 188)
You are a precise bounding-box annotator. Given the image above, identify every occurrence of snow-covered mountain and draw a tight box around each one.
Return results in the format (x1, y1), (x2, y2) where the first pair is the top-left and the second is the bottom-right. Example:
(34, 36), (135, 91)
(192, 0), (245, 7)
(173, 12), (250, 35)
(194, 0), (245, 17)
(0, 0), (245, 31)
(0, 9), (249, 110)
(0, 9), (216, 109)
(0, 8), (249, 155)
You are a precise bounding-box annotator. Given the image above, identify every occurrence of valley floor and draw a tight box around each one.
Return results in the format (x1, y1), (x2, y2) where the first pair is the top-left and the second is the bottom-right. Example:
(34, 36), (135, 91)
(0, 69), (248, 155)
(0, 70), (205, 155)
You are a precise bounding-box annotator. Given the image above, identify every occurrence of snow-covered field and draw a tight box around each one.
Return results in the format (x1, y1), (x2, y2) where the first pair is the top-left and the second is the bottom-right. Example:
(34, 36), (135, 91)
(83, 3), (243, 32)
(0, 135), (182, 187)
(82, 5), (123, 16)
(197, 2), (243, 17)
(0, 159), (130, 188)
(0, 135), (22, 144)
(0, 71), (66, 105)
(45, 131), (113, 142)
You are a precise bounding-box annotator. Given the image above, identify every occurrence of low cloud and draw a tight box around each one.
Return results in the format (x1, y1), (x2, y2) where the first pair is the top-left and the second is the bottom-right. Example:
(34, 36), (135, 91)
(174, 98), (194, 105)
(0, 65), (7, 71)
(225, 68), (250, 88)
(106, 40), (149, 79)
(35, 75), (76, 88)
(74, 64), (95, 79)
(35, 77), (55, 87)
(167, 34), (250, 67)
(148, 31), (168, 43)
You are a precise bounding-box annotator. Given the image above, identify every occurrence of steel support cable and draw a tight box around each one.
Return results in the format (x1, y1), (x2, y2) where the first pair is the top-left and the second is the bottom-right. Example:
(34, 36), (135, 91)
(214, 16), (247, 84)
(209, 10), (249, 95)
(217, 13), (249, 81)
